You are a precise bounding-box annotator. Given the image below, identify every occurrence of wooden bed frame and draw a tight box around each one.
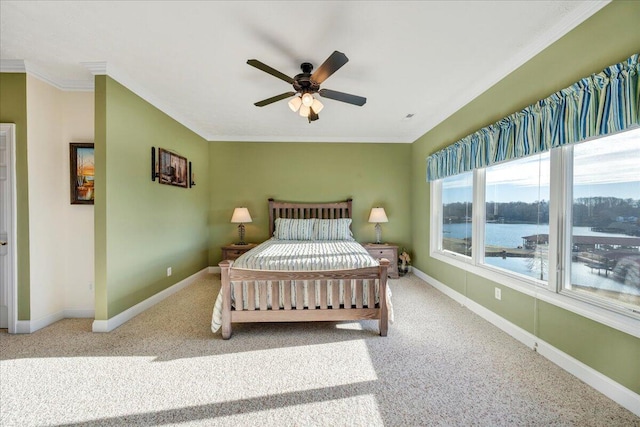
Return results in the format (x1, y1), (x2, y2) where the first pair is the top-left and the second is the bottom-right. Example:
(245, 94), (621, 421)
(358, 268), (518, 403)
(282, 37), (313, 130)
(218, 198), (390, 339)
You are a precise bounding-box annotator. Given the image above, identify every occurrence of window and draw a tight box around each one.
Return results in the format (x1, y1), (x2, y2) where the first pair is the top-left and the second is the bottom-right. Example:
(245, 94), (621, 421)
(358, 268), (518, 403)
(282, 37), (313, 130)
(431, 127), (640, 325)
(483, 153), (550, 282)
(566, 131), (640, 311)
(442, 172), (473, 257)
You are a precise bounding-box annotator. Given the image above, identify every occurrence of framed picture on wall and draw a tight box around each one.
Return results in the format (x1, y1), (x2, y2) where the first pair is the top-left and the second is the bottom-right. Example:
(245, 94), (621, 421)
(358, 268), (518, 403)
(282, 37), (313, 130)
(70, 143), (95, 204)
(158, 147), (188, 188)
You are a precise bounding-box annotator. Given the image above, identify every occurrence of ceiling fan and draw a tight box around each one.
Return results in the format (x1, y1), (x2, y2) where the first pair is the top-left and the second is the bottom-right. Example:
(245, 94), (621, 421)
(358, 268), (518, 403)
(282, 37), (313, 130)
(247, 50), (366, 123)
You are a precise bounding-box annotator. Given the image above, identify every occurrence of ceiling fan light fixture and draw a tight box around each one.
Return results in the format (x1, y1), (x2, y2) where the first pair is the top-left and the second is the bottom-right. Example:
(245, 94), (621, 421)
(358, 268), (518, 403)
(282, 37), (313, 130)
(299, 104), (311, 117)
(301, 93), (314, 107)
(311, 98), (324, 113)
(288, 96), (302, 112)
(247, 51), (366, 123)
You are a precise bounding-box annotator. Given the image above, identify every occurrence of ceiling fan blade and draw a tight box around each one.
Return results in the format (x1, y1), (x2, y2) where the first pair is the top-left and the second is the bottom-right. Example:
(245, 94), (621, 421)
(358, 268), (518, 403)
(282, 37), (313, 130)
(254, 92), (296, 107)
(318, 88), (366, 106)
(247, 59), (295, 84)
(311, 51), (349, 84)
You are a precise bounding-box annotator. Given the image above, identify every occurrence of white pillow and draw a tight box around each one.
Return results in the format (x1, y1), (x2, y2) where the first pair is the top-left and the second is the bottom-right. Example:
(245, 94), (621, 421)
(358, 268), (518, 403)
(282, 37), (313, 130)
(313, 218), (354, 241)
(274, 218), (316, 240)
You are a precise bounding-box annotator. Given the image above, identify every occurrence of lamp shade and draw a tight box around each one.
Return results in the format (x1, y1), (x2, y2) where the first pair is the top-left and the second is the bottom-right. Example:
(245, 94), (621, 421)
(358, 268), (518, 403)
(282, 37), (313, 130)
(231, 207), (252, 223)
(299, 104), (311, 117)
(311, 98), (324, 113)
(301, 93), (314, 107)
(368, 207), (388, 223)
(288, 96), (302, 112)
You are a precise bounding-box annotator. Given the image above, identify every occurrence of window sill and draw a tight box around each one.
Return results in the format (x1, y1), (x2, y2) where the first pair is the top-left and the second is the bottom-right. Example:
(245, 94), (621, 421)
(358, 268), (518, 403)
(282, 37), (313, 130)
(430, 250), (640, 339)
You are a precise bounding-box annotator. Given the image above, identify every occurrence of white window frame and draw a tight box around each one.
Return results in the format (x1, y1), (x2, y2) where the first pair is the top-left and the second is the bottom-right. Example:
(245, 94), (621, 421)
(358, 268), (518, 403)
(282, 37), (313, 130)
(476, 159), (553, 289)
(558, 142), (640, 319)
(430, 146), (640, 338)
(433, 171), (474, 263)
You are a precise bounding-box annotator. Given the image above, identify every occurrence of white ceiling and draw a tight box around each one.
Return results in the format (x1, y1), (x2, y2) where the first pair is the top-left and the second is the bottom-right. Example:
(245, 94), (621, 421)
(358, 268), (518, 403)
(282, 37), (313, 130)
(0, 1), (608, 143)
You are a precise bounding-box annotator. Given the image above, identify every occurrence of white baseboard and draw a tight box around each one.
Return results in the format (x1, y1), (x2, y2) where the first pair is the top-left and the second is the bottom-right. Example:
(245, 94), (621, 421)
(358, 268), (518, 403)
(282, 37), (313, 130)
(411, 267), (640, 417)
(64, 309), (95, 318)
(27, 310), (65, 333)
(208, 266), (220, 274)
(15, 320), (32, 334)
(12, 309), (97, 333)
(12, 307), (99, 334)
(92, 267), (209, 333)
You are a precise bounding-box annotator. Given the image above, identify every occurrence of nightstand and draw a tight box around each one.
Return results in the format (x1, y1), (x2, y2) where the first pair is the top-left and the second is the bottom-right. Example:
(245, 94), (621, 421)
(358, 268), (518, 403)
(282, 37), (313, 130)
(221, 243), (257, 261)
(362, 243), (399, 279)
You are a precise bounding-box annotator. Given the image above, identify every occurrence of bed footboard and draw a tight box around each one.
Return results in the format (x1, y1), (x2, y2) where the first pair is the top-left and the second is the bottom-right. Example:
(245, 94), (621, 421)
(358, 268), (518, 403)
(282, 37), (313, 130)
(218, 259), (389, 339)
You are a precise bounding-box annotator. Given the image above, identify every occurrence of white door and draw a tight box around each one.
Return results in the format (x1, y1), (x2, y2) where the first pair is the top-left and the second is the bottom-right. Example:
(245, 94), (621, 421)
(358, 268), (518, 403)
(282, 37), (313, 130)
(0, 123), (16, 332)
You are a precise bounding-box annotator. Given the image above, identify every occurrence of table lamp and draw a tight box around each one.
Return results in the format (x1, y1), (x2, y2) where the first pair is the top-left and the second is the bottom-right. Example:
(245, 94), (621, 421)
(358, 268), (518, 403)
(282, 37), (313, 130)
(368, 207), (388, 244)
(231, 207), (252, 245)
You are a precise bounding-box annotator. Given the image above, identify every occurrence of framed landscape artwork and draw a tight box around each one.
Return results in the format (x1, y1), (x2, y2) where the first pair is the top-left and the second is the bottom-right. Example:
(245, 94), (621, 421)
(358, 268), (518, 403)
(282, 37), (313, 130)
(158, 147), (188, 188)
(70, 143), (95, 204)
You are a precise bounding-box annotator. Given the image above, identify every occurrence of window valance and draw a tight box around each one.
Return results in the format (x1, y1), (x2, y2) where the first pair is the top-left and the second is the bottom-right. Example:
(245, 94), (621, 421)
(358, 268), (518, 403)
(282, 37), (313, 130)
(426, 53), (639, 181)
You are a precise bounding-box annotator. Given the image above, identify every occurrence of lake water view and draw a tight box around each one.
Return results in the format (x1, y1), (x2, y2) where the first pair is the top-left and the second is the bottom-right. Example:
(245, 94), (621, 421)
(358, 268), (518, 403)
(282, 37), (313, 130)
(443, 223), (640, 298)
(443, 223), (624, 247)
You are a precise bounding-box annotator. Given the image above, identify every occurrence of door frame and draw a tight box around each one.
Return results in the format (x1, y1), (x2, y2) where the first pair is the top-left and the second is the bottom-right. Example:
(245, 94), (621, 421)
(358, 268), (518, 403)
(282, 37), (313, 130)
(1, 123), (17, 333)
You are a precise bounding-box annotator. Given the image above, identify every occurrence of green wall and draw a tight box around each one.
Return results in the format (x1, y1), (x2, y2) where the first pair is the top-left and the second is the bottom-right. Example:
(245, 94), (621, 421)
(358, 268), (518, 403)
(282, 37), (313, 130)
(411, 0), (640, 393)
(208, 142), (411, 265)
(94, 76), (210, 319)
(0, 73), (30, 320)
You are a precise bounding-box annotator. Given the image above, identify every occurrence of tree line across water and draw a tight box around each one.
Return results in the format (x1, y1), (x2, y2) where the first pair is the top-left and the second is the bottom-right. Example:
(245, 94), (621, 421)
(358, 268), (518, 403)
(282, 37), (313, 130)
(444, 197), (639, 228)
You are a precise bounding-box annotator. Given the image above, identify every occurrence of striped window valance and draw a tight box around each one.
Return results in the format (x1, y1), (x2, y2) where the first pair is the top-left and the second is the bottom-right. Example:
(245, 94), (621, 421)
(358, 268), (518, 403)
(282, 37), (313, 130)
(426, 53), (639, 181)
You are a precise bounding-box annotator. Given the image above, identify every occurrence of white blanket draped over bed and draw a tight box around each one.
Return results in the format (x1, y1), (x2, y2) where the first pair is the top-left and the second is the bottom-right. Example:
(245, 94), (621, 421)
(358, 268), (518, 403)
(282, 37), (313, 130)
(211, 239), (393, 332)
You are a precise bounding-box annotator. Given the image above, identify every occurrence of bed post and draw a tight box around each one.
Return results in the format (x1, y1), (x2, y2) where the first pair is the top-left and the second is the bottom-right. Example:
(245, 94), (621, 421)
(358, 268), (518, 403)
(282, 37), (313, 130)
(268, 198), (276, 237)
(219, 260), (233, 339)
(378, 258), (390, 336)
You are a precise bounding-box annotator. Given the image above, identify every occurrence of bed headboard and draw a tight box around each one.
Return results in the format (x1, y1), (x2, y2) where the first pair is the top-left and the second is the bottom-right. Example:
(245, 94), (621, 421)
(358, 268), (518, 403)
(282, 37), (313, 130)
(268, 198), (353, 237)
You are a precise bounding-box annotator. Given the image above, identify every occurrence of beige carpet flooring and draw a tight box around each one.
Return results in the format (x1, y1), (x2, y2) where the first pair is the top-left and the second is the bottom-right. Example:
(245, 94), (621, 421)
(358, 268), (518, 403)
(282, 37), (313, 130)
(1, 274), (638, 426)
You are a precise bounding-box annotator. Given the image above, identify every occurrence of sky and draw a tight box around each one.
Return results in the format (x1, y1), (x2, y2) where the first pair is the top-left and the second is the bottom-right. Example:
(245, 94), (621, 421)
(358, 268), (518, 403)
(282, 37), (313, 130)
(442, 127), (640, 204)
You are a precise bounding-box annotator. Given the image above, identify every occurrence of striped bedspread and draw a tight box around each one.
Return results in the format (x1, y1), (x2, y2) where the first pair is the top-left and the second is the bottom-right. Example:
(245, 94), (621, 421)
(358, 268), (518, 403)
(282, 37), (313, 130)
(211, 239), (393, 332)
(233, 238), (380, 271)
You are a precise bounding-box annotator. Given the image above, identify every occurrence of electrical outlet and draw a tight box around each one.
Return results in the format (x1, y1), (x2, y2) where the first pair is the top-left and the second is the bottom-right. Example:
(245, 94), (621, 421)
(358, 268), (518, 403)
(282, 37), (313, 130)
(494, 287), (502, 300)
(167, 267), (172, 277)
(89, 282), (94, 291)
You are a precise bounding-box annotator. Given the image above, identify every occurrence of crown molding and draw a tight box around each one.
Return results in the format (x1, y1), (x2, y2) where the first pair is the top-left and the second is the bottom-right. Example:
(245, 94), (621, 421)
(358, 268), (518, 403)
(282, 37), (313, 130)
(81, 61), (108, 75)
(208, 135), (412, 143)
(86, 61), (210, 141)
(54, 79), (94, 91)
(0, 59), (26, 72)
(1, 59), (94, 91)
(411, 0), (611, 144)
